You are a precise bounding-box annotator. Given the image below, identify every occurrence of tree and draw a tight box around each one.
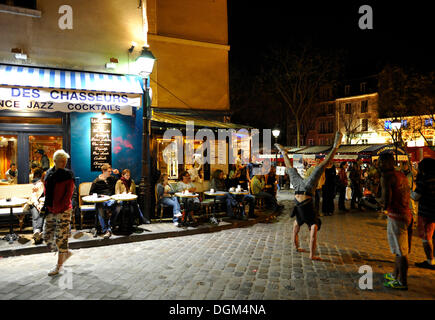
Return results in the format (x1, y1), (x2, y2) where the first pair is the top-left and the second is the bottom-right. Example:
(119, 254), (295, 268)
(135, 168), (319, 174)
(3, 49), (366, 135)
(378, 65), (435, 146)
(261, 43), (342, 147)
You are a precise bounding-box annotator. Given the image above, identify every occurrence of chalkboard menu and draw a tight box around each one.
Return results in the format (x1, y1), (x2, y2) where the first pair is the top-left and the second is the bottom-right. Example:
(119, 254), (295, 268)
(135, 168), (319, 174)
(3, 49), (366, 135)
(91, 117), (112, 171)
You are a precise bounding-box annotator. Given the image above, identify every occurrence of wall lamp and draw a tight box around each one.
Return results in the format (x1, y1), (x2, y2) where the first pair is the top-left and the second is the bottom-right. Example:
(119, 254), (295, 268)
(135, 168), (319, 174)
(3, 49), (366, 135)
(105, 57), (118, 70)
(11, 48), (27, 60)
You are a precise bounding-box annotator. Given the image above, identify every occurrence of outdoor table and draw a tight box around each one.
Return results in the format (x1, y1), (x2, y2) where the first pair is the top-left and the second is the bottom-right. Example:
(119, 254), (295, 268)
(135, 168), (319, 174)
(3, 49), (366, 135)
(203, 191), (227, 225)
(229, 190), (249, 218)
(111, 194), (138, 202)
(0, 197), (28, 244)
(175, 192), (200, 226)
(82, 195), (111, 237)
(111, 193), (139, 231)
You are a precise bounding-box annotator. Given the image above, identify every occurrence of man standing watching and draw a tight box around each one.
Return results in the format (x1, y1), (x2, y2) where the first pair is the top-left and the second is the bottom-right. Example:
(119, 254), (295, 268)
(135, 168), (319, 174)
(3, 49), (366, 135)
(43, 150), (75, 276)
(379, 153), (412, 290)
(411, 158), (435, 270)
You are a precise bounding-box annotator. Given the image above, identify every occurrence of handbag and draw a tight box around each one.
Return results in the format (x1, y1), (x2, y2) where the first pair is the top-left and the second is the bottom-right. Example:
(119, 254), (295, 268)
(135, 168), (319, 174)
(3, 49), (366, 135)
(345, 186), (352, 200)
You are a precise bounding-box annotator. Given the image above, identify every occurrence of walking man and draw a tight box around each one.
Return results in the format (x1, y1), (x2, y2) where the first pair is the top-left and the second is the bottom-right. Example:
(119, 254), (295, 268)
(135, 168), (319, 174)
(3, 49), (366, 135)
(379, 153), (413, 290)
(276, 131), (342, 260)
(43, 150), (75, 276)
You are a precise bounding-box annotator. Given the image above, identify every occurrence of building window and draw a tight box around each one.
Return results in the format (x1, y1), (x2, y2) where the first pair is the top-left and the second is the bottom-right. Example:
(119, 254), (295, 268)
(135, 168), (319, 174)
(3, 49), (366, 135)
(319, 138), (324, 145)
(319, 122), (326, 134)
(384, 120), (392, 130)
(327, 120), (333, 133)
(361, 100), (368, 113)
(344, 85), (350, 95)
(361, 139), (368, 144)
(328, 103), (334, 114)
(308, 139), (314, 146)
(360, 82), (367, 93)
(401, 120), (408, 129)
(345, 103), (352, 114)
(361, 119), (368, 132)
(0, 0), (37, 9)
(425, 118), (433, 127)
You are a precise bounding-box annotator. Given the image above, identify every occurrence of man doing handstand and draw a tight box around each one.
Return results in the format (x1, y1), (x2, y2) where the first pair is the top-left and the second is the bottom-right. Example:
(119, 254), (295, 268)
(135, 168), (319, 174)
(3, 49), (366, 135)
(276, 131), (343, 260)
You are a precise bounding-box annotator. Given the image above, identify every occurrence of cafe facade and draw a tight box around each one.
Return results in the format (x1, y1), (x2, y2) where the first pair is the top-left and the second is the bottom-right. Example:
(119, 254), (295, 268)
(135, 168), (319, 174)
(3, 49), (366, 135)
(0, 0), (235, 191)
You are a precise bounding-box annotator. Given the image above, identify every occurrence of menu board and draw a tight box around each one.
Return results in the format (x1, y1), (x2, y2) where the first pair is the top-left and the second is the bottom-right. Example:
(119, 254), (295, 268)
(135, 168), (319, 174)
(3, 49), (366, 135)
(90, 117), (112, 171)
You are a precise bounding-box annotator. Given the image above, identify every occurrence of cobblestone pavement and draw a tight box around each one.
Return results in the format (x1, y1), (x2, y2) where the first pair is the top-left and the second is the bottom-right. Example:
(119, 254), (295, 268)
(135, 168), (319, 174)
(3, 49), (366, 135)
(0, 191), (434, 300)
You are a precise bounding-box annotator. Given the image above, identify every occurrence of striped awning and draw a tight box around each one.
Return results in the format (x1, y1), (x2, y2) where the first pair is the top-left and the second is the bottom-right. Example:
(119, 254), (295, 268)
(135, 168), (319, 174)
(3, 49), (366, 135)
(0, 64), (143, 94)
(151, 111), (252, 130)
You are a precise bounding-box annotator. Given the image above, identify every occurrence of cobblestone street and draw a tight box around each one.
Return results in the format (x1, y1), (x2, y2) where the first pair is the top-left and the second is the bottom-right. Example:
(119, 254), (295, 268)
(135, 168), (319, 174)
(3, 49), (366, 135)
(0, 192), (434, 300)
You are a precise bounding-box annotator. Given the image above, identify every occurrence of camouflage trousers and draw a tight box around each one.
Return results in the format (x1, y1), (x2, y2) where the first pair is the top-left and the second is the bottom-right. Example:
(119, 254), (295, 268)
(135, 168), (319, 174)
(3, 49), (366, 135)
(43, 209), (72, 254)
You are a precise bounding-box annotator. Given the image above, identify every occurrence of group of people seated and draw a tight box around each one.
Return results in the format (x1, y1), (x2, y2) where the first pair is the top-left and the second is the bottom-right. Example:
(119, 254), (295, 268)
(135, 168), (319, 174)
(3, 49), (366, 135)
(156, 163), (284, 227)
(22, 159), (283, 243)
(24, 162), (149, 243)
(88, 164), (149, 239)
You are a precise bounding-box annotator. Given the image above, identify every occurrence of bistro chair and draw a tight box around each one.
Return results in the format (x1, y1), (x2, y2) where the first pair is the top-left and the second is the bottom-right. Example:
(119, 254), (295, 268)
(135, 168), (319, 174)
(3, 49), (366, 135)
(78, 182), (97, 230)
(154, 185), (171, 222)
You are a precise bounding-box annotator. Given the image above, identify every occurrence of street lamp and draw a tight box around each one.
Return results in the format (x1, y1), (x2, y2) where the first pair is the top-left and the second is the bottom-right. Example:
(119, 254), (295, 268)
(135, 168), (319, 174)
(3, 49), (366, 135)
(135, 46), (156, 223)
(391, 118), (402, 165)
(272, 126), (280, 165)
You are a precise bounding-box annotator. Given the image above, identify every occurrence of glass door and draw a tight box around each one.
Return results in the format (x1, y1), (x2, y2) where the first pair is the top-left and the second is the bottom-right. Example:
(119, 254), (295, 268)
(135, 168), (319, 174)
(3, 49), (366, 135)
(0, 134), (18, 184)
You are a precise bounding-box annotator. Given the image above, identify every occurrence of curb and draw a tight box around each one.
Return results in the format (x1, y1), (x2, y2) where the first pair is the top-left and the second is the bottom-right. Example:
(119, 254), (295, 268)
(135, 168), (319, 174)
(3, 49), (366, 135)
(0, 215), (275, 258)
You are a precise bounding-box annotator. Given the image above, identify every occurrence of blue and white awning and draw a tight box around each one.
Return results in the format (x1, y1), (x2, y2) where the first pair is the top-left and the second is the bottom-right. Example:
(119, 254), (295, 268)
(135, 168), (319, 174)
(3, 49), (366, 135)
(0, 64), (144, 94)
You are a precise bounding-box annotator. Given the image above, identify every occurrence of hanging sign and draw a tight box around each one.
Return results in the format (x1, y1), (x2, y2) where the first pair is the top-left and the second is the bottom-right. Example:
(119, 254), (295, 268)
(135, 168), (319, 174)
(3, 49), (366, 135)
(0, 86), (142, 116)
(91, 117), (112, 171)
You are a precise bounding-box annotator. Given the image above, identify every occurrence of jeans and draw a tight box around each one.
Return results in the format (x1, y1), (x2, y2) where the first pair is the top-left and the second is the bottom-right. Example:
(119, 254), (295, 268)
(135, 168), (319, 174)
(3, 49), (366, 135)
(96, 200), (117, 233)
(255, 191), (278, 210)
(161, 197), (181, 222)
(30, 206), (43, 232)
(242, 194), (255, 216)
(215, 193), (237, 217)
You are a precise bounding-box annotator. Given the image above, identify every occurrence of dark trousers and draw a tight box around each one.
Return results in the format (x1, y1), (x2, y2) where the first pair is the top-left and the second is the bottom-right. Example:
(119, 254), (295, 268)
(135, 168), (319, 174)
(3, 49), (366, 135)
(351, 183), (362, 208)
(338, 185), (347, 210)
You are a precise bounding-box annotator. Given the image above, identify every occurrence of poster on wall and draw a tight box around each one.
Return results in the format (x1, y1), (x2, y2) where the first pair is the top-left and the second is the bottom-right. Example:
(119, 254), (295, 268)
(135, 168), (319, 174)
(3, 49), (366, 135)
(91, 117), (112, 171)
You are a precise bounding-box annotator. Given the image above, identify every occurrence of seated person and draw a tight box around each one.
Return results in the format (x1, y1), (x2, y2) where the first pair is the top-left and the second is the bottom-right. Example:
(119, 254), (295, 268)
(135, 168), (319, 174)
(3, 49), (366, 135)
(23, 168), (45, 244)
(29, 162), (39, 182)
(113, 169), (148, 230)
(5, 163), (18, 184)
(264, 165), (278, 197)
(210, 169), (239, 219)
(89, 163), (120, 239)
(227, 164), (240, 189)
(156, 174), (182, 226)
(176, 171), (200, 223)
(251, 173), (282, 212)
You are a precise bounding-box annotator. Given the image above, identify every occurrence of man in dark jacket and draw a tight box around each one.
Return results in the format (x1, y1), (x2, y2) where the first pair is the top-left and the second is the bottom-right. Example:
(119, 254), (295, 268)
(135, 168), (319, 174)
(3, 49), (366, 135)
(411, 158), (435, 270)
(90, 163), (119, 238)
(349, 160), (363, 210)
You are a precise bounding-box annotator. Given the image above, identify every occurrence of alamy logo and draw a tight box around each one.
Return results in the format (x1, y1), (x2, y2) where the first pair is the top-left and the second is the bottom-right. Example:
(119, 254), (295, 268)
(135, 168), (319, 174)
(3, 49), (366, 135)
(58, 5), (73, 30)
(58, 267), (73, 290)
(358, 265), (373, 290)
(358, 5), (373, 30)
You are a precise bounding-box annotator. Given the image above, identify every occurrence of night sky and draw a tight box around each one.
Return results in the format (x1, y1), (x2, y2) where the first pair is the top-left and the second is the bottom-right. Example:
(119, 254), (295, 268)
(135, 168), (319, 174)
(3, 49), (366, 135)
(228, 0), (434, 78)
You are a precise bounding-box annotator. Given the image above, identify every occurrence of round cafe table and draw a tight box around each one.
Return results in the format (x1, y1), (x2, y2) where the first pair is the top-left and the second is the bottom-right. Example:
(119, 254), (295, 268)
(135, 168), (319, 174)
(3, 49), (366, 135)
(229, 190), (249, 219)
(0, 197), (28, 244)
(203, 191), (227, 225)
(175, 193), (199, 226)
(82, 195), (111, 237)
(111, 194), (139, 232)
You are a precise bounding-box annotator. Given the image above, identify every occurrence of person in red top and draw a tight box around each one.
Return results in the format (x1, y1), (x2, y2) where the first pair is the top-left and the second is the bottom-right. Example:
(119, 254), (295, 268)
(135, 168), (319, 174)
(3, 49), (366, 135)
(379, 153), (412, 290)
(338, 162), (349, 212)
(43, 149), (75, 276)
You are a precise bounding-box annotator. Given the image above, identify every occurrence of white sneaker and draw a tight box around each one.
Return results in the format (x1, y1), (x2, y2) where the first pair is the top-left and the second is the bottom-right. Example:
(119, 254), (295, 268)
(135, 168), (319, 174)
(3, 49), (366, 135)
(48, 265), (62, 276)
(174, 211), (182, 218)
(173, 221), (179, 227)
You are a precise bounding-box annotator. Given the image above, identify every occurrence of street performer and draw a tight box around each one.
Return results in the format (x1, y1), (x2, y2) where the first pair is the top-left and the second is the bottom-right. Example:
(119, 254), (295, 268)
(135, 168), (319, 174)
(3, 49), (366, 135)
(276, 131), (343, 260)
